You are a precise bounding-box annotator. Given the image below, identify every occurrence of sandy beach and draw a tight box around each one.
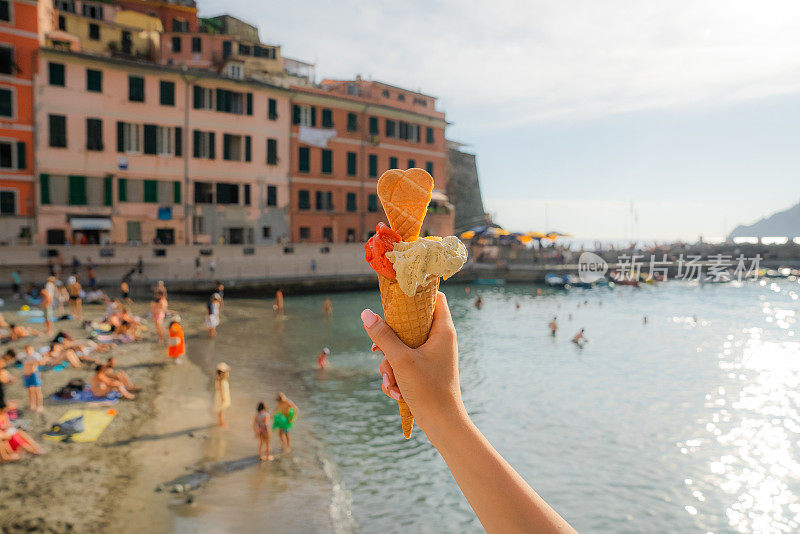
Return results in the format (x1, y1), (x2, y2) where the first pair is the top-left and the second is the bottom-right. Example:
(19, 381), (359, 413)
(0, 300), (212, 533)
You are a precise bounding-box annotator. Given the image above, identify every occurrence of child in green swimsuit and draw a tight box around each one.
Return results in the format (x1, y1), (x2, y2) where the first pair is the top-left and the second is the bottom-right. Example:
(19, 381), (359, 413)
(273, 392), (297, 452)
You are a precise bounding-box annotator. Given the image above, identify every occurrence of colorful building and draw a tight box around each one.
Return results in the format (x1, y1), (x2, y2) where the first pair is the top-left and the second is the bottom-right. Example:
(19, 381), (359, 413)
(288, 77), (452, 243)
(35, 47), (290, 245)
(0, 0), (44, 244)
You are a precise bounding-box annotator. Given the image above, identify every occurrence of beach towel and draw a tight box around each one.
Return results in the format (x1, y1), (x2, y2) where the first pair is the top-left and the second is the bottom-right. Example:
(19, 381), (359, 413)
(18, 309), (44, 317)
(28, 315), (71, 324)
(42, 409), (116, 443)
(48, 388), (120, 405)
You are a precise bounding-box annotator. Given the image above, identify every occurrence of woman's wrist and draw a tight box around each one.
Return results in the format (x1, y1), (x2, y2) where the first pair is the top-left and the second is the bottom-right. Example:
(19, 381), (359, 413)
(420, 403), (474, 451)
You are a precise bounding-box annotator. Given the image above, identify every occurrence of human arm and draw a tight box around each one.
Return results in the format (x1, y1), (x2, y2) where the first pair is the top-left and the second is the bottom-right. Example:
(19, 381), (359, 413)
(361, 293), (576, 534)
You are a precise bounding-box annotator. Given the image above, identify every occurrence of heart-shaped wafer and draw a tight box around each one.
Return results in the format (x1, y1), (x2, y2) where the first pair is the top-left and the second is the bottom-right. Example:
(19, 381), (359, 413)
(377, 168), (434, 241)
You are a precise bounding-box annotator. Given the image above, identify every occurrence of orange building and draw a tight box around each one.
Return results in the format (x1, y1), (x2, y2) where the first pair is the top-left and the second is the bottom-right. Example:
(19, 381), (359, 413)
(289, 78), (452, 243)
(0, 0), (40, 243)
(115, 0), (199, 33)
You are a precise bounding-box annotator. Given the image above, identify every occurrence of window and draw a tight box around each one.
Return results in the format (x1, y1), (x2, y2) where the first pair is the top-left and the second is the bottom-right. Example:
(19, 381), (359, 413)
(86, 118), (103, 151)
(0, 190), (16, 215)
(58, 15), (65, 30)
(426, 127), (434, 144)
(222, 134), (250, 161)
(262, 226), (272, 239)
(368, 154), (378, 177)
(172, 18), (189, 32)
(156, 126), (173, 155)
(216, 88), (245, 114)
(406, 124), (420, 143)
(389, 156), (398, 169)
(81, 3), (103, 19)
(216, 183), (239, 205)
(347, 152), (357, 176)
(244, 184), (251, 205)
(192, 130), (214, 159)
(0, 1), (10, 22)
(408, 159), (416, 168)
(194, 181), (213, 204)
(126, 221), (141, 242)
(347, 113), (357, 132)
(385, 119), (396, 138)
(293, 105), (315, 126)
(68, 175), (87, 205)
(321, 108), (333, 128)
(160, 80), (175, 106)
(268, 98), (277, 120)
(226, 63), (243, 80)
(0, 45), (11, 75)
(49, 62), (65, 86)
(322, 227), (333, 243)
(368, 194), (378, 212)
(298, 147), (310, 172)
(118, 121), (142, 153)
(397, 93), (406, 102)
(346, 192), (357, 212)
(143, 179), (158, 203)
(298, 190), (310, 210)
(369, 116), (378, 135)
(299, 227), (310, 239)
(88, 23), (99, 40)
(193, 86), (214, 110)
(222, 40), (232, 59)
(0, 140), (13, 168)
(171, 36), (181, 53)
(426, 162), (434, 175)
(266, 185), (277, 207)
(129, 75), (145, 102)
(382, 89), (390, 98)
(191, 37), (201, 53)
(266, 138), (278, 165)
(0, 88), (11, 117)
(316, 191), (333, 211)
(49, 114), (66, 148)
(86, 69), (102, 92)
(321, 149), (332, 174)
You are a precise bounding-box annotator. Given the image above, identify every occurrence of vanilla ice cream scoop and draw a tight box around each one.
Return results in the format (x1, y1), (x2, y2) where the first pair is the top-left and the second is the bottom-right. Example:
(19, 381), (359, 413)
(386, 236), (468, 296)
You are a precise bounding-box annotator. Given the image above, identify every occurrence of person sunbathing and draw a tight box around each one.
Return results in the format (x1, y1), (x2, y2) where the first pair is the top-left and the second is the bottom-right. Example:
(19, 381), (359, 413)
(102, 357), (137, 391)
(0, 402), (45, 460)
(9, 324), (44, 341)
(0, 313), (9, 329)
(90, 364), (135, 400)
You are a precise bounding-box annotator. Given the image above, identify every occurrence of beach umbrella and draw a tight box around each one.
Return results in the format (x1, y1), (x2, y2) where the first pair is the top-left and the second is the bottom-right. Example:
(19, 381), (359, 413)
(460, 230), (476, 239)
(526, 232), (547, 239)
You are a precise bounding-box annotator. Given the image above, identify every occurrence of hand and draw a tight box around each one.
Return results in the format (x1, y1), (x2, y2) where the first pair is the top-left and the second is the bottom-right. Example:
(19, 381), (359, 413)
(361, 292), (468, 439)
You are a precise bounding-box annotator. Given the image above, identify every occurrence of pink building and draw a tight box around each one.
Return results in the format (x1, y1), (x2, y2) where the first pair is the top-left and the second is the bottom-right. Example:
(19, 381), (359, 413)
(35, 47), (290, 245)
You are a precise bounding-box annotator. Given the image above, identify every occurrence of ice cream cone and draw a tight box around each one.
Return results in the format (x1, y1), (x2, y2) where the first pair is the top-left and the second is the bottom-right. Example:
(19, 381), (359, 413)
(378, 273), (439, 438)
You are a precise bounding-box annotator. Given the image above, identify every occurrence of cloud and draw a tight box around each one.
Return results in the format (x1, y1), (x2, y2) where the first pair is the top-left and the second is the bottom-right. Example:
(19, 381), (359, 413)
(202, 0), (800, 129)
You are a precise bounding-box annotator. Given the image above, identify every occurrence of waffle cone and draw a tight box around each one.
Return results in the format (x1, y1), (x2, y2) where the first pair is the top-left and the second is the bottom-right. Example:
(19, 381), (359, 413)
(378, 273), (439, 438)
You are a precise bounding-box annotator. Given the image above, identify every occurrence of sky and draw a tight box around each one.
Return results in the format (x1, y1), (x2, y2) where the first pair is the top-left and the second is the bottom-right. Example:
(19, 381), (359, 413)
(200, 0), (800, 241)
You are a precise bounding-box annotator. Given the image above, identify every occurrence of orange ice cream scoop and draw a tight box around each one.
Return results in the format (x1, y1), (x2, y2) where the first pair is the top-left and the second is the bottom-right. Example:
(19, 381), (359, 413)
(364, 223), (402, 279)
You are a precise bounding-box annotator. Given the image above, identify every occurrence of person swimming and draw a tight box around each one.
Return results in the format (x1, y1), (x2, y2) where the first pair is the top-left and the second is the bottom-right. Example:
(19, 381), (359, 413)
(548, 316), (558, 335)
(273, 392), (297, 452)
(572, 328), (587, 346)
(317, 347), (330, 369)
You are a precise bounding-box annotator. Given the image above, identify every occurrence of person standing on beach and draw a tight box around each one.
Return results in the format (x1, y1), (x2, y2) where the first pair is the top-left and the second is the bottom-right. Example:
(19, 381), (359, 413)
(273, 288), (284, 314)
(323, 297), (333, 316)
(21, 345), (43, 412)
(273, 392), (297, 452)
(67, 276), (82, 321)
(151, 291), (168, 344)
(87, 263), (97, 291)
(214, 363), (231, 427)
(167, 320), (185, 363)
(40, 281), (54, 335)
(10, 271), (20, 299)
(205, 293), (221, 338)
(120, 279), (131, 305)
(253, 402), (273, 461)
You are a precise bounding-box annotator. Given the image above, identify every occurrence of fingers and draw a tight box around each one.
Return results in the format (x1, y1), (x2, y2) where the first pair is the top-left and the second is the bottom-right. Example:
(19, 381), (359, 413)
(379, 357), (402, 401)
(361, 309), (407, 363)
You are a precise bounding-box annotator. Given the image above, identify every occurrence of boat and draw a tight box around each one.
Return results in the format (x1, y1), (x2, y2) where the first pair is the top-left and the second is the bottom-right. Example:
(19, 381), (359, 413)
(544, 273), (568, 287)
(473, 278), (505, 286)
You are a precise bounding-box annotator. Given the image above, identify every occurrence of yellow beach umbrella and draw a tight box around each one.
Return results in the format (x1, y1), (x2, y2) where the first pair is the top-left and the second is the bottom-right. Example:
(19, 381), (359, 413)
(460, 230), (476, 239)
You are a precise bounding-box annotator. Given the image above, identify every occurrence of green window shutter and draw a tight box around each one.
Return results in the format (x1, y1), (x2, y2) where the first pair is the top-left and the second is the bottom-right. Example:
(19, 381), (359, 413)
(389, 156), (398, 169)
(266, 138), (277, 164)
(245, 136), (251, 162)
(322, 149), (332, 173)
(174, 127), (182, 157)
(192, 130), (201, 158)
(129, 76), (144, 102)
(118, 178), (127, 201)
(292, 105), (300, 124)
(246, 93), (253, 115)
(244, 184), (251, 205)
(310, 106), (316, 127)
(143, 180), (158, 203)
(216, 89), (224, 111)
(298, 147), (309, 172)
(223, 134), (231, 160)
(143, 124), (157, 155)
(68, 175), (87, 205)
(160, 80), (175, 106)
(40, 174), (51, 205)
(347, 152), (356, 175)
(117, 121), (124, 152)
(49, 62), (65, 86)
(368, 154), (378, 177)
(193, 85), (202, 109)
(16, 142), (25, 169)
(209, 132), (215, 159)
(87, 69), (102, 92)
(173, 181), (181, 204)
(103, 176), (112, 206)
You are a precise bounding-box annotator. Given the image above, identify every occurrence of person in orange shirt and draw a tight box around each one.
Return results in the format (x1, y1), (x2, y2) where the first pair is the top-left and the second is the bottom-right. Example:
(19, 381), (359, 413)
(167, 320), (185, 363)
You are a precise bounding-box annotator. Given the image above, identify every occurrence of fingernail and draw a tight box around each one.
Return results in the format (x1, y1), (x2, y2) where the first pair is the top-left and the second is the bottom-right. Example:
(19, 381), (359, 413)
(361, 309), (378, 328)
(371, 343), (380, 352)
(382, 373), (389, 388)
(389, 390), (401, 400)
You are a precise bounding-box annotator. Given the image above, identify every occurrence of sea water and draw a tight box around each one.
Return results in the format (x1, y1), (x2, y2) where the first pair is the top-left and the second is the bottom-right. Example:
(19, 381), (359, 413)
(173, 278), (800, 533)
